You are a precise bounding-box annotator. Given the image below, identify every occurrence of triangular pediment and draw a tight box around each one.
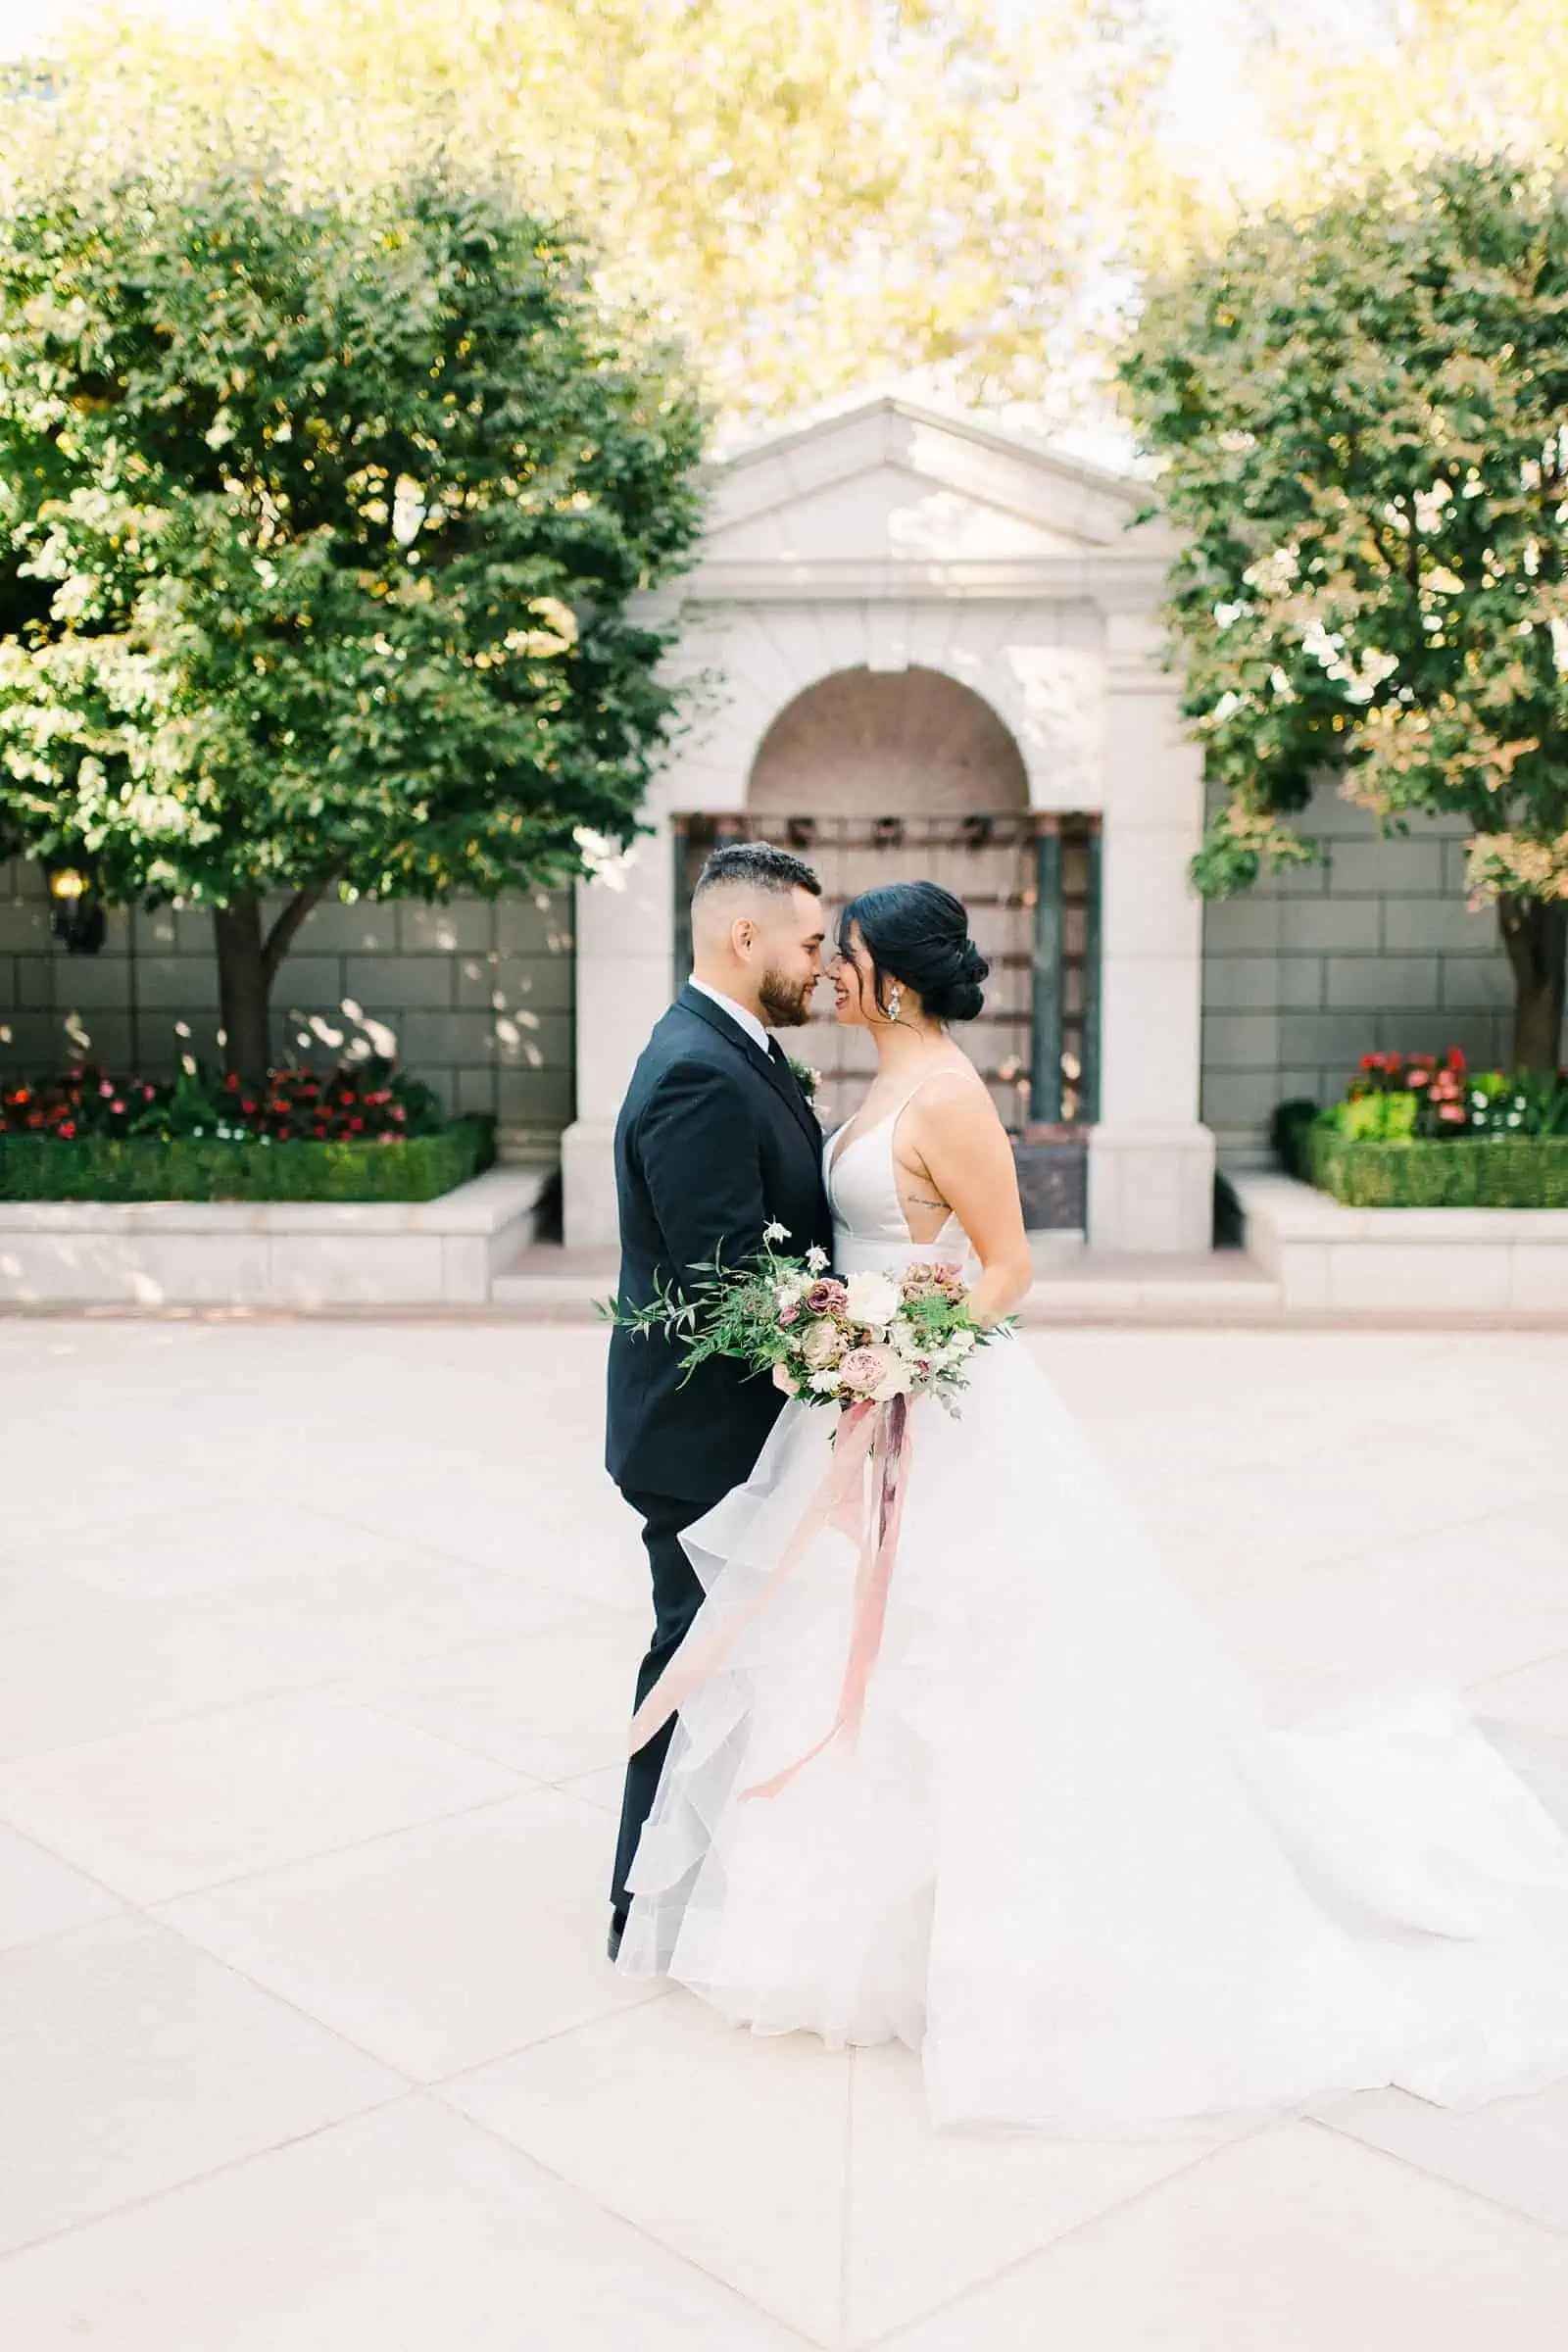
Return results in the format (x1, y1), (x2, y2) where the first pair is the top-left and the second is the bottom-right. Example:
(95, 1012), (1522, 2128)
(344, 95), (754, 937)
(701, 394), (1153, 567)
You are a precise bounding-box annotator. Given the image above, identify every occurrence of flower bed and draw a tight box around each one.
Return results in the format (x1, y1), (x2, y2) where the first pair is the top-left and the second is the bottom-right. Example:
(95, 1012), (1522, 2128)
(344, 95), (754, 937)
(1278, 1051), (1568, 1209)
(0, 1119), (491, 1204)
(0, 1059), (492, 1201)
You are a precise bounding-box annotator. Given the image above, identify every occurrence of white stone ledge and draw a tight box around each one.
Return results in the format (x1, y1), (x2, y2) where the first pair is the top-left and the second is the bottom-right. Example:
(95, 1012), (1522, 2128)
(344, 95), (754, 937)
(1233, 1171), (1568, 1313)
(0, 1168), (554, 1307)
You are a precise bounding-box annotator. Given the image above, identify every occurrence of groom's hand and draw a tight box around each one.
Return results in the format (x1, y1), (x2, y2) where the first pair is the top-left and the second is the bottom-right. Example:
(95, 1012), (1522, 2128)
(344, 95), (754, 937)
(637, 1061), (768, 1295)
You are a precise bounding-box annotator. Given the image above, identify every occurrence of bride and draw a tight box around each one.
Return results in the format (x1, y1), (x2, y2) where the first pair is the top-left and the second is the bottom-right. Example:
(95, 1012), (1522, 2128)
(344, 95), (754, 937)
(616, 878), (1568, 2133)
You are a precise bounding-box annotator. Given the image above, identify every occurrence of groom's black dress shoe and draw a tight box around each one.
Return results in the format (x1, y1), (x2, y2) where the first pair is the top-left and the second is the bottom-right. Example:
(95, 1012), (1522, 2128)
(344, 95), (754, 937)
(607, 1907), (627, 1963)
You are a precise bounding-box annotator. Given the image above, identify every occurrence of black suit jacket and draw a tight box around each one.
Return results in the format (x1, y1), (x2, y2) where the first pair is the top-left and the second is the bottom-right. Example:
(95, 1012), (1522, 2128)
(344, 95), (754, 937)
(606, 985), (835, 1501)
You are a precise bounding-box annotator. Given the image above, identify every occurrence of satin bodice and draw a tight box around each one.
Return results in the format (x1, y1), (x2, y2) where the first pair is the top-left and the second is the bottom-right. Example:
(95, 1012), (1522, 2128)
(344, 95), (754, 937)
(823, 1106), (975, 1280)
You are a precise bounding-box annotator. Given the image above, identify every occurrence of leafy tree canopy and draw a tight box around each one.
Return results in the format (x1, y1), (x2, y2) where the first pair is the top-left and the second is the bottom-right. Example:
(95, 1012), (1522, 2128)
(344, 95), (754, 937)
(1121, 153), (1568, 1065)
(1242, 1), (1568, 196)
(7, 0), (1172, 432)
(0, 157), (706, 1076)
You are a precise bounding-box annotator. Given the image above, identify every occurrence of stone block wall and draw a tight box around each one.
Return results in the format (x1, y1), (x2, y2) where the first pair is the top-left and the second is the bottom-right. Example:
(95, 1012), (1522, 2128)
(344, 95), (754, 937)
(1199, 782), (1563, 1166)
(0, 858), (575, 1149)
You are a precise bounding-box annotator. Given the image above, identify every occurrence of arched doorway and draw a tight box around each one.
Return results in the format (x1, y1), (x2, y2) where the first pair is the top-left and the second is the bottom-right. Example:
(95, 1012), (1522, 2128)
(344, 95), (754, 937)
(673, 665), (1100, 1226)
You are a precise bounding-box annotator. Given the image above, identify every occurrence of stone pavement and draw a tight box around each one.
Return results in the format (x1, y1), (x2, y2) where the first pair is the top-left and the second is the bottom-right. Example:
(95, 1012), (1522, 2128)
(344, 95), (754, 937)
(2, 1318), (1568, 2348)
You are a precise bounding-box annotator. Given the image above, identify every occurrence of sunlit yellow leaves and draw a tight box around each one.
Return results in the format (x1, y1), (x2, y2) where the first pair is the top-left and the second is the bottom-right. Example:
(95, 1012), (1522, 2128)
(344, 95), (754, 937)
(10, 0), (1172, 430)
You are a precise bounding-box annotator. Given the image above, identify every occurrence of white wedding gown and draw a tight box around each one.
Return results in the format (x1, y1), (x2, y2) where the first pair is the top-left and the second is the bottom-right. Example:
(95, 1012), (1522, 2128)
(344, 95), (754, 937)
(617, 1103), (1568, 2133)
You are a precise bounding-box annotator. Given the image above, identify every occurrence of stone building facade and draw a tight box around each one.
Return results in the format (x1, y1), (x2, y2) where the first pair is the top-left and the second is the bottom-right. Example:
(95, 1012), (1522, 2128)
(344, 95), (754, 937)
(3, 391), (1560, 1231)
(1200, 787), (1537, 1168)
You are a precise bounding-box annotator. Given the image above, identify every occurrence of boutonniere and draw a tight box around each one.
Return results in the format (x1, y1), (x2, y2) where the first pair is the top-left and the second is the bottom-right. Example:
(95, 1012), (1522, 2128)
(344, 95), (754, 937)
(788, 1058), (823, 1103)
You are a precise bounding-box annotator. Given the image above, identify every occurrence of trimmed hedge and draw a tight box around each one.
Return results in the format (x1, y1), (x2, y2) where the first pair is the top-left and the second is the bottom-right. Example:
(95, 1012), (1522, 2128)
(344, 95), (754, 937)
(0, 1116), (493, 1204)
(1309, 1126), (1568, 1209)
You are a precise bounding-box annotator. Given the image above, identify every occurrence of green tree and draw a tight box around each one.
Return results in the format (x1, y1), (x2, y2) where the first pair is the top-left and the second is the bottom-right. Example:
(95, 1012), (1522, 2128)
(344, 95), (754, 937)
(0, 161), (704, 1084)
(1121, 153), (1568, 1070)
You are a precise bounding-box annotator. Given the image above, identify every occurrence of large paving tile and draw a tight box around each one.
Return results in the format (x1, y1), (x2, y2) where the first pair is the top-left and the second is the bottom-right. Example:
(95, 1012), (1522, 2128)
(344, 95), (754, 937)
(0, 1571), (236, 1762)
(322, 1455), (646, 1614)
(0, 1914), (401, 2253)
(558, 1762), (628, 1816)
(0, 1821), (121, 1952)
(0, 2096), (803, 2351)
(1211, 1513), (1568, 1689)
(444, 1991), (852, 2344)
(2, 1495), (456, 1600)
(0, 1690), (525, 1902)
(883, 2117), (1568, 2351)
(1471, 1649), (1568, 1734)
(163, 1790), (660, 2080)
(339, 1611), (635, 1782)
(843, 2040), (1243, 2346)
(0, 1550), (584, 1765)
(1315, 2077), (1568, 2234)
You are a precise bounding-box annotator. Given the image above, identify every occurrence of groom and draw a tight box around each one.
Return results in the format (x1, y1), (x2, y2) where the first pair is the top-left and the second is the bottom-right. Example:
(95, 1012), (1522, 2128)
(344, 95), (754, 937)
(605, 840), (834, 1959)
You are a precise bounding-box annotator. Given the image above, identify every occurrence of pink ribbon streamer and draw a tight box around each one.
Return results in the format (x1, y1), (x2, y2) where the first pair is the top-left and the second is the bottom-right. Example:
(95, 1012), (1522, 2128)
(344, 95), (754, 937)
(626, 1395), (913, 1801)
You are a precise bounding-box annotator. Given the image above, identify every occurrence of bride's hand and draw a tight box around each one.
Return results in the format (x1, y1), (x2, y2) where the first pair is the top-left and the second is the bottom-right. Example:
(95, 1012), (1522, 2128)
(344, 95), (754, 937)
(901, 1078), (1033, 1325)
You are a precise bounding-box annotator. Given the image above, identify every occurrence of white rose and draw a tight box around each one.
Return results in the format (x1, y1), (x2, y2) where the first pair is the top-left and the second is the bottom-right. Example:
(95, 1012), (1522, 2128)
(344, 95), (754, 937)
(843, 1270), (900, 1329)
(801, 1319), (846, 1370)
(871, 1356), (915, 1402)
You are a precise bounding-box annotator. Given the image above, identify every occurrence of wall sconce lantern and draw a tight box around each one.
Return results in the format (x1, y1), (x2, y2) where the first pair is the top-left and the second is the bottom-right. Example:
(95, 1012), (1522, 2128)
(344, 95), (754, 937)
(45, 857), (107, 956)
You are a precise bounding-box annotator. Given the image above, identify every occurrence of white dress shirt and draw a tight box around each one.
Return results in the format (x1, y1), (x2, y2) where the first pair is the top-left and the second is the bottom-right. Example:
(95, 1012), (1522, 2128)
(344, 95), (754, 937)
(687, 977), (772, 1059)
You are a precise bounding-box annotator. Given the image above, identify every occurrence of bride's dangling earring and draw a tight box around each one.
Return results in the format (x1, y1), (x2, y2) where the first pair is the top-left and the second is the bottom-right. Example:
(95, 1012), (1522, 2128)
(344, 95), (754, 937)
(886, 983), (903, 1023)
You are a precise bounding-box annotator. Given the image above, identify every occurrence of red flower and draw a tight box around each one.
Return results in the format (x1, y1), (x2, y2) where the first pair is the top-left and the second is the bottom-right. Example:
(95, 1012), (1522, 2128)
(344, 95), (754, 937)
(1447, 1047), (1467, 1071)
(59, 1120), (76, 1139)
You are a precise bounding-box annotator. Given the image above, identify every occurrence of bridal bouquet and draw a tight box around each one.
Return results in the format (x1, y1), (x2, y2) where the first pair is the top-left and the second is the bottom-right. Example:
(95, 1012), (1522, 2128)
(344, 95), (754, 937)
(612, 1224), (1006, 1798)
(606, 1221), (1002, 1411)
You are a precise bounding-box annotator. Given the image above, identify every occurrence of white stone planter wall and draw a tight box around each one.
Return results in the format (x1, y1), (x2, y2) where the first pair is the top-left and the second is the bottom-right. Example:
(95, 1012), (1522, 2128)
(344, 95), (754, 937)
(0, 1167), (552, 1309)
(1233, 1171), (1568, 1313)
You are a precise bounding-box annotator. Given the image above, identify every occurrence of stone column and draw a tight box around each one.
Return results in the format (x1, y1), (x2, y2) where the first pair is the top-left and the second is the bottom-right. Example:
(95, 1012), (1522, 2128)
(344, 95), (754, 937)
(561, 821), (675, 1248)
(1087, 607), (1215, 1252)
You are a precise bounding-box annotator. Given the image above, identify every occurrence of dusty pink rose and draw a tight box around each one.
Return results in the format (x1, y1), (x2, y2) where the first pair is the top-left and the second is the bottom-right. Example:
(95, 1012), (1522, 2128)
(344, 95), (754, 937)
(778, 1305), (800, 1325)
(771, 1363), (799, 1394)
(839, 1345), (894, 1397)
(805, 1277), (849, 1315)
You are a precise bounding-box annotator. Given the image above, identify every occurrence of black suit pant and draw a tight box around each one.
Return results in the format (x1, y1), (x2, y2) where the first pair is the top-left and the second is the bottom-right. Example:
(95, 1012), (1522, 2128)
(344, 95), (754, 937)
(612, 1483), (727, 1914)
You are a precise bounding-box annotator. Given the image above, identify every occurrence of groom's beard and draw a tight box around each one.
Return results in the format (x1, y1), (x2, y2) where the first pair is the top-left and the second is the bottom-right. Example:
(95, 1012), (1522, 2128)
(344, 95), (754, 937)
(759, 968), (816, 1028)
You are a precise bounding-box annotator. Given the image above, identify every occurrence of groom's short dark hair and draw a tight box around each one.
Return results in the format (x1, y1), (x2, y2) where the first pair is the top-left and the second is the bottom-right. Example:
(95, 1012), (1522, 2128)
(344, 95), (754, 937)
(692, 841), (822, 903)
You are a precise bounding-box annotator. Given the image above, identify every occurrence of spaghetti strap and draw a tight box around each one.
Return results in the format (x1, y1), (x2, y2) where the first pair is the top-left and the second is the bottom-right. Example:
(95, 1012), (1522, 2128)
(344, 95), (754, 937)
(887, 1064), (989, 1139)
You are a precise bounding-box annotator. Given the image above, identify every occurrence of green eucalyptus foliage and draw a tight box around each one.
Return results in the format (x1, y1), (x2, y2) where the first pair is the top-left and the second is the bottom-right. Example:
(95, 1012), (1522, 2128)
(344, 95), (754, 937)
(1121, 155), (1568, 908)
(0, 158), (705, 1068)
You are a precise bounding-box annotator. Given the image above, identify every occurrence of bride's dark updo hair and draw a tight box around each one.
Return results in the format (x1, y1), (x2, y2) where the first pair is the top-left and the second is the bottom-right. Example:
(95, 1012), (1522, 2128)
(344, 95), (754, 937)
(838, 881), (989, 1024)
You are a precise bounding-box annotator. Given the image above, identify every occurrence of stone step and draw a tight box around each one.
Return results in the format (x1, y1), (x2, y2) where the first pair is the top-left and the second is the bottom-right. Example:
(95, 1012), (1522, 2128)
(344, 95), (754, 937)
(488, 1239), (1284, 1324)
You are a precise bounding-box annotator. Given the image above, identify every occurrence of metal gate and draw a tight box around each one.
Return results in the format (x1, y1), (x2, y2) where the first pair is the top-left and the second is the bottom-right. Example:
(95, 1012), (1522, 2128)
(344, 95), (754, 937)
(673, 811), (1101, 1228)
